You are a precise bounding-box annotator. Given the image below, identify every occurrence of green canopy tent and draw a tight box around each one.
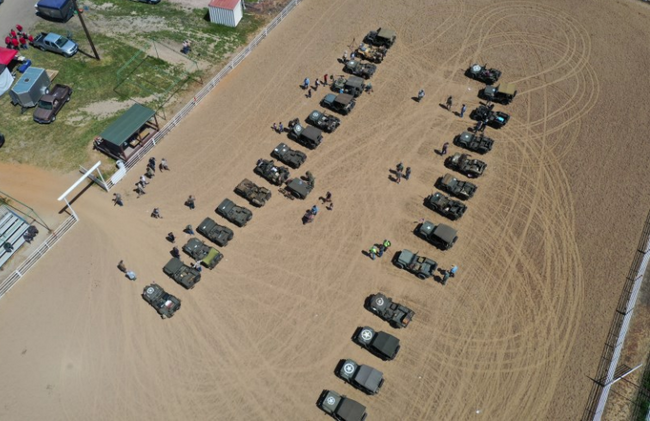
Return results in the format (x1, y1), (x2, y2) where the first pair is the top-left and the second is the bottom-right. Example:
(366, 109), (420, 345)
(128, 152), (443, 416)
(93, 104), (159, 161)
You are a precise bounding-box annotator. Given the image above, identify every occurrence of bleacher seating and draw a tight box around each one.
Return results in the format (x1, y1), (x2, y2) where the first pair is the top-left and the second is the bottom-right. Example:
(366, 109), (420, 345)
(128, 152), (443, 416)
(0, 206), (31, 269)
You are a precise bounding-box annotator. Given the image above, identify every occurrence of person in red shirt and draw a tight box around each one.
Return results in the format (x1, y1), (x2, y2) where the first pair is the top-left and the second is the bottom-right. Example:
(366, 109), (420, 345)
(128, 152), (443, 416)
(4, 36), (11, 47)
(16, 24), (23, 33)
(19, 37), (27, 49)
(10, 29), (16, 38)
(11, 38), (19, 49)
(28, 34), (34, 43)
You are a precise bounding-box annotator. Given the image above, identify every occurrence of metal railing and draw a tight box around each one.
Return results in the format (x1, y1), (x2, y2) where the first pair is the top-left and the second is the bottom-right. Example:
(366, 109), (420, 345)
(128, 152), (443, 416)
(91, 0), (304, 190)
(0, 214), (78, 299)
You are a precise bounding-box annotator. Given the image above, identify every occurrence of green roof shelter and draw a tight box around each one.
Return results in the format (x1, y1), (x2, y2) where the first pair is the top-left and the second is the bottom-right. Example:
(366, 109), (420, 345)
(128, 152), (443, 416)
(93, 104), (159, 161)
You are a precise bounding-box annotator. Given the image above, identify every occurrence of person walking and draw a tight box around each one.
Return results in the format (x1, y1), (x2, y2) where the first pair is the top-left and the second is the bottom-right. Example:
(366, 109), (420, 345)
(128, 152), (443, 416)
(167, 232), (176, 243)
(377, 246), (384, 258)
(311, 205), (319, 216)
(417, 89), (425, 102)
(307, 88), (312, 98)
(272, 122), (278, 132)
(136, 184), (146, 198)
(148, 157), (156, 172)
(303, 77), (310, 89)
(326, 202), (334, 211)
(369, 245), (379, 260)
(171, 246), (180, 258)
(314, 79), (320, 90)
(151, 208), (162, 218)
(145, 166), (155, 178)
(396, 171), (402, 184)
(117, 260), (127, 273)
(441, 270), (451, 285)
(186, 195), (196, 210)
(450, 265), (458, 277)
(441, 142), (449, 155)
(185, 224), (195, 235)
(446, 96), (453, 111)
(159, 158), (169, 171)
(405, 167), (411, 180)
(460, 104), (467, 118)
(382, 239), (392, 252)
(278, 122), (284, 133)
(342, 51), (348, 62)
(113, 193), (123, 206)
(321, 191), (332, 203)
(140, 175), (149, 186)
(323, 74), (328, 85)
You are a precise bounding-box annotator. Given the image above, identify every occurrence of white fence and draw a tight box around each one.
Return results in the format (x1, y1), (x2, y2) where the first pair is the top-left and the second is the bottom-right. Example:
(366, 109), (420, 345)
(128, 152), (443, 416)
(84, 0), (304, 189)
(0, 214), (78, 299)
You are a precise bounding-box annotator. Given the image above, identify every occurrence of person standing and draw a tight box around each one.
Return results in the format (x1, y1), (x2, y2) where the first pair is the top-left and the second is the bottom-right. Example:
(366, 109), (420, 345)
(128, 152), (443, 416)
(278, 122), (284, 133)
(396, 162), (404, 173)
(148, 157), (156, 172)
(303, 77), (310, 89)
(272, 123), (278, 132)
(369, 245), (379, 260)
(136, 184), (146, 198)
(311, 205), (319, 216)
(171, 246), (180, 258)
(441, 142), (449, 155)
(117, 260), (127, 273)
(405, 167), (411, 180)
(307, 88), (312, 98)
(160, 158), (170, 171)
(441, 270), (450, 285)
(186, 195), (196, 210)
(140, 175), (149, 186)
(342, 51), (348, 62)
(113, 193), (123, 206)
(382, 239), (392, 252)
(323, 74), (328, 85)
(151, 208), (162, 218)
(167, 232), (176, 243)
(396, 171), (402, 184)
(185, 225), (195, 235)
(146, 166), (155, 178)
(446, 96), (453, 111)
(460, 104), (467, 118)
(10, 38), (18, 50)
(450, 265), (458, 277)
(417, 89), (425, 102)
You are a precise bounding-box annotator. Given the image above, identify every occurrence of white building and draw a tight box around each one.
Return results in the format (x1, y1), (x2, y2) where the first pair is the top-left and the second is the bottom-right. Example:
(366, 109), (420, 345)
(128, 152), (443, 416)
(208, 0), (245, 28)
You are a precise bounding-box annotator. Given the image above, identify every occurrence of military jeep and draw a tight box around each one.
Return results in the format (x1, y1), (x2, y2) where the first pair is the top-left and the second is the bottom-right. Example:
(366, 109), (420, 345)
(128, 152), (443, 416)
(284, 171), (315, 199)
(471, 105), (510, 129)
(336, 359), (385, 395)
(454, 131), (493, 154)
(424, 192), (467, 220)
(197, 217), (234, 247)
(353, 326), (401, 361)
(287, 118), (323, 149)
(254, 158), (290, 185)
(216, 198), (253, 227)
(480, 82), (517, 105)
(163, 257), (201, 289)
(142, 284), (181, 319)
(465, 63), (502, 84)
(366, 293), (415, 329)
(321, 93), (356, 115)
(436, 173), (478, 200)
(445, 153), (487, 178)
(317, 390), (368, 421)
(331, 76), (366, 97)
(235, 178), (272, 207)
(393, 249), (438, 280)
(344, 60), (376, 79)
(182, 238), (223, 269)
(271, 142), (307, 169)
(417, 220), (458, 250)
(356, 42), (386, 63)
(306, 109), (341, 133)
(364, 27), (397, 48)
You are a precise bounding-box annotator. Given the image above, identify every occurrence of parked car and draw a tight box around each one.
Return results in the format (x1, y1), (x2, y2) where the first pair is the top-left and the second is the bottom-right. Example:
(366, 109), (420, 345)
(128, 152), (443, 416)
(31, 32), (78, 57)
(366, 293), (415, 329)
(162, 257), (201, 289)
(336, 359), (385, 395)
(353, 326), (401, 361)
(271, 142), (306, 169)
(142, 284), (181, 319)
(33, 84), (72, 123)
(393, 249), (438, 280)
(216, 198), (252, 227)
(197, 217), (234, 247)
(417, 220), (458, 250)
(424, 192), (467, 220)
(321, 93), (356, 115)
(364, 27), (397, 48)
(317, 390), (368, 421)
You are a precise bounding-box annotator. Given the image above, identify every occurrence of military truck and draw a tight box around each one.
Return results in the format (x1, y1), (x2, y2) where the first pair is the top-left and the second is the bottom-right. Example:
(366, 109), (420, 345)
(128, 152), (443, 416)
(33, 84), (72, 124)
(353, 326), (401, 361)
(235, 178), (271, 207)
(424, 192), (467, 220)
(142, 284), (181, 319)
(271, 142), (307, 169)
(364, 27), (397, 48)
(321, 93), (356, 115)
(393, 249), (438, 280)
(287, 119), (323, 149)
(317, 390), (368, 421)
(254, 158), (290, 185)
(417, 220), (458, 250)
(366, 293), (415, 329)
(216, 198), (253, 227)
(197, 217), (234, 247)
(453, 131), (493, 154)
(437, 173), (478, 200)
(465, 63), (501, 84)
(182, 238), (223, 269)
(356, 42), (386, 63)
(306, 109), (341, 133)
(336, 359), (385, 395)
(284, 171), (314, 199)
(471, 105), (510, 129)
(331, 76), (366, 97)
(344, 60), (376, 79)
(480, 82), (517, 105)
(163, 257), (201, 289)
(445, 153), (487, 178)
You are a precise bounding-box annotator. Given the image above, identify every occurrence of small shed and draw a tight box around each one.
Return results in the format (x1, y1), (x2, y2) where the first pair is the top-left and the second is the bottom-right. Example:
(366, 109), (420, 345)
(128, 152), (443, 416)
(208, 0), (245, 27)
(93, 104), (159, 161)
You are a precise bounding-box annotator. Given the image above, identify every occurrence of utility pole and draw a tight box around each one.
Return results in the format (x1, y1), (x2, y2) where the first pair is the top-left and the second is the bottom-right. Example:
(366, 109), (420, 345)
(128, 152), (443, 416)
(71, 0), (100, 60)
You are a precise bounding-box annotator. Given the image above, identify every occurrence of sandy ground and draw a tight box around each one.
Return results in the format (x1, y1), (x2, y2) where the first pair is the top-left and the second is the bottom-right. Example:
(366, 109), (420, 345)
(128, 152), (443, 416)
(2, 0), (650, 420)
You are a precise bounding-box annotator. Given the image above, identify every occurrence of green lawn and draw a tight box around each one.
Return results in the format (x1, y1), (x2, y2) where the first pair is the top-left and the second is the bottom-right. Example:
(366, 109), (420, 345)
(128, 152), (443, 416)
(0, 2), (264, 171)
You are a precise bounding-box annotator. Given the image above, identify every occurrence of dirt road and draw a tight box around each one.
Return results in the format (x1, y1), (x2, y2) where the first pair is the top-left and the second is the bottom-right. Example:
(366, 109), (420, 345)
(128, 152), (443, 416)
(2, 0), (650, 420)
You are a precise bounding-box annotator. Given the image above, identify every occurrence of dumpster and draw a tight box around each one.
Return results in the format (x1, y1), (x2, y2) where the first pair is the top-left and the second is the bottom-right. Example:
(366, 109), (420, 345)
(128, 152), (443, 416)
(10, 67), (51, 109)
(36, 0), (75, 22)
